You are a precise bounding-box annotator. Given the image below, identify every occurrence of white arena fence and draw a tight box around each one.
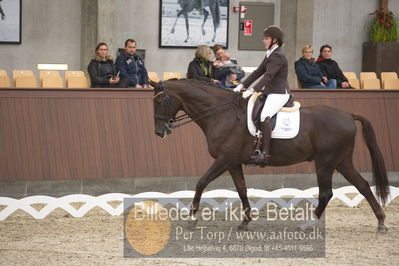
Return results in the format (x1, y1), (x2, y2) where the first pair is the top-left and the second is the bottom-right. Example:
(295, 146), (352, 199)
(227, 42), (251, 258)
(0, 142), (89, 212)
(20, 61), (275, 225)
(0, 186), (398, 221)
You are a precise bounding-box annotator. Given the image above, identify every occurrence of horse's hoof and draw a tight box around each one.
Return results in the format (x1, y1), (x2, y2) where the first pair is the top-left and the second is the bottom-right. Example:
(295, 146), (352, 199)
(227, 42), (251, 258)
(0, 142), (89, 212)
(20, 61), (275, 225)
(202, 30), (206, 36)
(237, 225), (248, 231)
(171, 29), (175, 34)
(377, 225), (388, 234)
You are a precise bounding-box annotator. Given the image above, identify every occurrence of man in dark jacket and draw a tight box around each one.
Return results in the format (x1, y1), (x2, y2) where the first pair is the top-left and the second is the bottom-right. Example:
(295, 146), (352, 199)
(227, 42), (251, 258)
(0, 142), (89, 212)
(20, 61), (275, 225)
(316, 44), (350, 88)
(115, 39), (149, 88)
(87, 42), (128, 88)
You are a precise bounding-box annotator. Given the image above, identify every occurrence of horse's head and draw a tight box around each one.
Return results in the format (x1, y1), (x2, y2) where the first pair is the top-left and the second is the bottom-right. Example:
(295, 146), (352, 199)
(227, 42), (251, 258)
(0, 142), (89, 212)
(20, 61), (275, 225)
(151, 80), (182, 138)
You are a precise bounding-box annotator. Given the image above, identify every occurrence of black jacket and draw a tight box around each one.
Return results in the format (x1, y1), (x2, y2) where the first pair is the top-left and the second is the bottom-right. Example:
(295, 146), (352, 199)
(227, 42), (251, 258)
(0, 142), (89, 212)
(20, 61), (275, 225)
(316, 58), (348, 87)
(187, 57), (215, 82)
(295, 57), (324, 88)
(87, 57), (117, 88)
(115, 53), (148, 87)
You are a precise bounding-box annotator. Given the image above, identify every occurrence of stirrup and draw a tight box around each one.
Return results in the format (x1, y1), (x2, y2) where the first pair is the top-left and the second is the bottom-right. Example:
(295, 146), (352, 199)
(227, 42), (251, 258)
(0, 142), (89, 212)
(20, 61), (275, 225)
(254, 149), (261, 156)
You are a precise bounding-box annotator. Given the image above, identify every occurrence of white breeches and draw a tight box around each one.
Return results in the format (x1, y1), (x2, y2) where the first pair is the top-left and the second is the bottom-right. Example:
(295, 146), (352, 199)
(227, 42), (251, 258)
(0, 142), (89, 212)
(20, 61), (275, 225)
(260, 92), (290, 122)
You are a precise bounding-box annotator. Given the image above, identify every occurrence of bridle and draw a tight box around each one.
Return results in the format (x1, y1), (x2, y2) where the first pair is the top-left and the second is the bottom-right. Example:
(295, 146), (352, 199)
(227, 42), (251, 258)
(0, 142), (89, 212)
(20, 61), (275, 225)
(153, 83), (240, 130)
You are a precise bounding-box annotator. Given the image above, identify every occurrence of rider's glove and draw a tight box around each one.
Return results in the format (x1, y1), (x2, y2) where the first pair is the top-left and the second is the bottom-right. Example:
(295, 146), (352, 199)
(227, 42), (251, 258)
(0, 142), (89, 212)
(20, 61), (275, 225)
(242, 88), (255, 99)
(233, 84), (245, 93)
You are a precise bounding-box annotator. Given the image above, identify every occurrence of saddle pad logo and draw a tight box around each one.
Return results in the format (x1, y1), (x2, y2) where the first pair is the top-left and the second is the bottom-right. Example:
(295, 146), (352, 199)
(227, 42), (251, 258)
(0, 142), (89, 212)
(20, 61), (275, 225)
(282, 118), (291, 127)
(271, 111), (300, 139)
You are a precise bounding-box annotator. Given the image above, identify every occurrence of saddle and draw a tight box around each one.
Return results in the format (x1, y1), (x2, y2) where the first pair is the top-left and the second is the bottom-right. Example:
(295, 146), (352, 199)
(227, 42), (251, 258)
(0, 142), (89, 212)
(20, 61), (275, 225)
(251, 94), (295, 130)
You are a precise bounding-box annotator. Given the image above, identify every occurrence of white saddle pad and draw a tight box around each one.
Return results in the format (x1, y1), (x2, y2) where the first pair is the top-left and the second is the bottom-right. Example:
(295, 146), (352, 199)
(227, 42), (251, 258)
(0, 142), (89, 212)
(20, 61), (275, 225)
(247, 93), (300, 139)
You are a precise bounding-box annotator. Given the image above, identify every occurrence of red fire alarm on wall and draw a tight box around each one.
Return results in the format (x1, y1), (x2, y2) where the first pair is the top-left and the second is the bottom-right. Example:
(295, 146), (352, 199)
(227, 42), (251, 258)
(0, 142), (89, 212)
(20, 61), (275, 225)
(244, 20), (252, 36)
(233, 5), (247, 13)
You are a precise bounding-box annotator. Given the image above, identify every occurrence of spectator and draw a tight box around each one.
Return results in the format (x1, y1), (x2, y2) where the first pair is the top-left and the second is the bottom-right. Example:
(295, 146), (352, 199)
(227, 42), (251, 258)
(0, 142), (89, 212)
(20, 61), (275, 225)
(87, 42), (128, 88)
(212, 44), (245, 88)
(115, 39), (149, 88)
(295, 45), (336, 89)
(187, 45), (221, 85)
(316, 44), (350, 88)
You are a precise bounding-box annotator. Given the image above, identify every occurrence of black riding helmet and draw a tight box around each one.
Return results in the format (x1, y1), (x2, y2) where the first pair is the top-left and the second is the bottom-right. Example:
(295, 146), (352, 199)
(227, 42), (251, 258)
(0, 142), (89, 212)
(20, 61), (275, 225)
(263, 26), (284, 48)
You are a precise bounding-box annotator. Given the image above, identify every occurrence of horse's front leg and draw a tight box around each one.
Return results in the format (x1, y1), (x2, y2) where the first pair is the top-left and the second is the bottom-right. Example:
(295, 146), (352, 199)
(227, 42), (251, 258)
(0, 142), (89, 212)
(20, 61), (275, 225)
(201, 9), (209, 36)
(229, 165), (252, 231)
(189, 158), (228, 224)
(171, 10), (185, 34)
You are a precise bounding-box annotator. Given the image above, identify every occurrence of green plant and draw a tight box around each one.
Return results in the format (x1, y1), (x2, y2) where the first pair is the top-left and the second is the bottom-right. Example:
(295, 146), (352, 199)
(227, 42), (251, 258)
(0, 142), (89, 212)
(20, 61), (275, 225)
(369, 8), (398, 42)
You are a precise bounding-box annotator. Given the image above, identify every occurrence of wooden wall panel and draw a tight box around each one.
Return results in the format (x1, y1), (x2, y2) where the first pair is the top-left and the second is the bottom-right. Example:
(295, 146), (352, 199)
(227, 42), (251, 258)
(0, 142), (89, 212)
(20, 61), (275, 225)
(0, 89), (398, 181)
(385, 99), (399, 170)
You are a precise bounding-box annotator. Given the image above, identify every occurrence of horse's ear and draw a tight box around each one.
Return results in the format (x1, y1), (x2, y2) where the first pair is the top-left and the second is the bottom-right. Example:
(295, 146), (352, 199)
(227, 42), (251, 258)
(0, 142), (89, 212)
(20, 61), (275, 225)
(148, 79), (159, 89)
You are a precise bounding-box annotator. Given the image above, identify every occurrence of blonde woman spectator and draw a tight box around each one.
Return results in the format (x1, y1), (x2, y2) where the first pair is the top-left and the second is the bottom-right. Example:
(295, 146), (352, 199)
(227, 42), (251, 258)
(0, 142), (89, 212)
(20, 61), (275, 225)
(187, 45), (221, 84)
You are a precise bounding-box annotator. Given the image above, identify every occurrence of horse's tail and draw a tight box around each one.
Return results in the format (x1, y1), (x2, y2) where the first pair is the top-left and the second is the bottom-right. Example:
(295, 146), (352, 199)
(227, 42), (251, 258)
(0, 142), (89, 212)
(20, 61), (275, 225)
(352, 114), (390, 205)
(211, 0), (220, 28)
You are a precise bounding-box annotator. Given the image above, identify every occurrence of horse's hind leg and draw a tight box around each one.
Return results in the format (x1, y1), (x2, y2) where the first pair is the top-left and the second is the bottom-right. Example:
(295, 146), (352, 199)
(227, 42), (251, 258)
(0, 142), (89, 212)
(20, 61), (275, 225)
(211, 28), (217, 42)
(201, 9), (209, 36)
(299, 159), (334, 230)
(315, 160), (335, 219)
(171, 10), (185, 34)
(190, 158), (228, 222)
(300, 159), (334, 230)
(336, 160), (387, 233)
(183, 12), (190, 42)
(229, 165), (252, 231)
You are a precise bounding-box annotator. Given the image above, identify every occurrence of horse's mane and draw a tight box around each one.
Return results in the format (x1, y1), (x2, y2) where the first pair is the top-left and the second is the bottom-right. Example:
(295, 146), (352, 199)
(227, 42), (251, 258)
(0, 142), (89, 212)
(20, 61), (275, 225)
(164, 78), (234, 97)
(162, 79), (244, 111)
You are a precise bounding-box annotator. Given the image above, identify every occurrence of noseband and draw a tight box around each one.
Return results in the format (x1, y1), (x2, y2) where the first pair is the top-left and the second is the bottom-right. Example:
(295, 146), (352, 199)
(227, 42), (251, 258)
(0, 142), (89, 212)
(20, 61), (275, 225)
(153, 83), (190, 129)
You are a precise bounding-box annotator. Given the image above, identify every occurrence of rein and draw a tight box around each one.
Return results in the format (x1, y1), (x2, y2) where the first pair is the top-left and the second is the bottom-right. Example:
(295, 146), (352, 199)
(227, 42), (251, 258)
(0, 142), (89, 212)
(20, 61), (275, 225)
(154, 85), (241, 129)
(169, 101), (234, 129)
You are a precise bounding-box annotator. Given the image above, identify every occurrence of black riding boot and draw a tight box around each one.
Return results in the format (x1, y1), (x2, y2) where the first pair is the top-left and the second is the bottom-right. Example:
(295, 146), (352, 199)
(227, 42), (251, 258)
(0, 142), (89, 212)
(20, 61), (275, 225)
(252, 117), (272, 164)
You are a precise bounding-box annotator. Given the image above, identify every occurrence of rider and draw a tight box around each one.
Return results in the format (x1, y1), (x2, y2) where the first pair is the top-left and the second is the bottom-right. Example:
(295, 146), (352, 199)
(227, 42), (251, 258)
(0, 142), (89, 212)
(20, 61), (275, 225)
(234, 26), (290, 164)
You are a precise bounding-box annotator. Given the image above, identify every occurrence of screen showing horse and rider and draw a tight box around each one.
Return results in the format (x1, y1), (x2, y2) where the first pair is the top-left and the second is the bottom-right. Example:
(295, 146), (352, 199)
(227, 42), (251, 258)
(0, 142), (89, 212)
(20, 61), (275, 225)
(160, 0), (229, 48)
(0, 0), (21, 44)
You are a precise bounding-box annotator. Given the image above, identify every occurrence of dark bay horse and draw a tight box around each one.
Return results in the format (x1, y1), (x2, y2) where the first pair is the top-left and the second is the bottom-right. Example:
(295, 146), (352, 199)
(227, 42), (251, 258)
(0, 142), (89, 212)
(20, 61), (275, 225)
(151, 79), (390, 232)
(170, 0), (220, 43)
